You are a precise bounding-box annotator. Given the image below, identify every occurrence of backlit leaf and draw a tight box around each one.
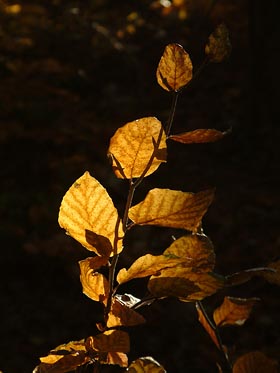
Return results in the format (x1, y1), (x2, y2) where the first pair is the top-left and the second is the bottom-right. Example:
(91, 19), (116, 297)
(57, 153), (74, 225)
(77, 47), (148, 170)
(213, 296), (259, 327)
(169, 129), (227, 144)
(106, 297), (146, 328)
(233, 351), (278, 373)
(196, 304), (220, 349)
(108, 117), (167, 179)
(58, 171), (123, 256)
(127, 356), (166, 372)
(205, 23), (232, 63)
(225, 267), (276, 286)
(156, 43), (193, 91)
(262, 259), (280, 286)
(128, 188), (214, 232)
(79, 257), (109, 305)
(103, 352), (128, 367)
(86, 330), (130, 354)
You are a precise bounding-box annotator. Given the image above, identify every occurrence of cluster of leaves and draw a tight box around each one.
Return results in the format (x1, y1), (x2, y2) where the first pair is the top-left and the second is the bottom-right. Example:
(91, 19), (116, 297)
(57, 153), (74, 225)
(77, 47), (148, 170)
(33, 24), (279, 373)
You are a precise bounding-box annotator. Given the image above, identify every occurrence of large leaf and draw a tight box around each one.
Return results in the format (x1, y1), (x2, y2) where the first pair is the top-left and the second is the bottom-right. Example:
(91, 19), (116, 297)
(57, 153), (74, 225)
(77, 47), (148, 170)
(213, 296), (259, 327)
(205, 23), (232, 63)
(156, 43), (193, 91)
(127, 357), (166, 372)
(128, 188), (214, 232)
(233, 351), (278, 373)
(106, 297), (146, 328)
(58, 171), (123, 256)
(108, 117), (167, 179)
(169, 128), (227, 144)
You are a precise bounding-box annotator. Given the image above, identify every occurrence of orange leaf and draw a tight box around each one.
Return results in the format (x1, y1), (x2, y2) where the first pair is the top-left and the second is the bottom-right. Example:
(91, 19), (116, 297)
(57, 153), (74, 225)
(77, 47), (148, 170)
(205, 23), (232, 63)
(127, 356), (166, 372)
(58, 171), (123, 256)
(108, 117), (167, 179)
(79, 257), (109, 305)
(103, 352), (128, 367)
(233, 351), (278, 373)
(169, 128), (227, 144)
(196, 304), (220, 349)
(262, 259), (280, 286)
(225, 267), (276, 286)
(86, 330), (130, 354)
(106, 297), (145, 328)
(156, 43), (193, 91)
(128, 188), (214, 232)
(213, 296), (259, 327)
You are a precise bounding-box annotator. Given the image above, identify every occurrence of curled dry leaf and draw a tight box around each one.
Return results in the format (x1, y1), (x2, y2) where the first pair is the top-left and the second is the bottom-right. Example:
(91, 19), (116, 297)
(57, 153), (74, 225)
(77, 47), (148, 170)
(79, 257), (109, 305)
(127, 356), (166, 372)
(106, 297), (146, 328)
(205, 23), (232, 63)
(233, 351), (278, 373)
(196, 304), (220, 349)
(128, 188), (214, 232)
(225, 267), (276, 286)
(108, 117), (167, 179)
(58, 171), (123, 256)
(213, 296), (259, 327)
(156, 43), (193, 91)
(169, 128), (227, 144)
(262, 259), (280, 286)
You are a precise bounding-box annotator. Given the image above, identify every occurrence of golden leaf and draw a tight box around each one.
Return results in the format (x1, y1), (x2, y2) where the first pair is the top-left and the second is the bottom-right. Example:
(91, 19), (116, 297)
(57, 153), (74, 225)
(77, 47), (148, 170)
(156, 43), (193, 91)
(169, 129), (227, 144)
(86, 330), (130, 354)
(103, 352), (128, 367)
(205, 23), (232, 63)
(127, 356), (166, 372)
(233, 351), (278, 373)
(213, 296), (259, 327)
(108, 117), (167, 179)
(106, 297), (145, 328)
(262, 259), (280, 286)
(196, 304), (220, 349)
(225, 267), (276, 286)
(79, 257), (109, 305)
(58, 171), (123, 256)
(128, 188), (214, 232)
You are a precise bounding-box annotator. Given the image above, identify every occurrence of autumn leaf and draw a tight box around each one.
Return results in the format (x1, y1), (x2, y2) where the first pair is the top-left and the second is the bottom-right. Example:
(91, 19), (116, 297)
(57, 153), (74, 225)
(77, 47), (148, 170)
(103, 352), (128, 367)
(213, 296), (260, 327)
(205, 23), (232, 63)
(127, 356), (166, 372)
(156, 43), (193, 91)
(233, 351), (278, 373)
(128, 188), (214, 232)
(106, 297), (146, 328)
(169, 128), (228, 144)
(262, 259), (280, 286)
(108, 117), (167, 179)
(225, 267), (276, 286)
(86, 330), (130, 354)
(79, 257), (109, 305)
(58, 171), (123, 256)
(196, 303), (220, 349)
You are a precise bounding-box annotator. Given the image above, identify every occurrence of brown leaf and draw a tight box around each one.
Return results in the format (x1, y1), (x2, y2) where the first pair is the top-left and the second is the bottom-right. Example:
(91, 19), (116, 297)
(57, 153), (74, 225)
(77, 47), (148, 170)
(205, 23), (232, 63)
(58, 171), (123, 256)
(108, 117), (167, 179)
(225, 267), (276, 286)
(233, 351), (278, 373)
(196, 304), (220, 349)
(106, 297), (146, 328)
(213, 296), (260, 327)
(79, 257), (109, 305)
(156, 43), (193, 91)
(127, 356), (166, 372)
(86, 330), (130, 354)
(169, 128), (227, 144)
(262, 259), (280, 286)
(128, 188), (214, 232)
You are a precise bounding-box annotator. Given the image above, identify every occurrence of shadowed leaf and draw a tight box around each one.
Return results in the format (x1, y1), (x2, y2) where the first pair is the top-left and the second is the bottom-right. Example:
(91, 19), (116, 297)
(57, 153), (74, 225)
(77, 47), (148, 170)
(205, 23), (232, 63)
(127, 356), (166, 372)
(233, 351), (278, 373)
(156, 43), (193, 91)
(58, 171), (123, 256)
(107, 297), (146, 328)
(213, 296), (260, 327)
(262, 259), (280, 286)
(225, 267), (276, 286)
(128, 188), (214, 232)
(108, 117), (167, 179)
(169, 128), (227, 144)
(196, 304), (220, 349)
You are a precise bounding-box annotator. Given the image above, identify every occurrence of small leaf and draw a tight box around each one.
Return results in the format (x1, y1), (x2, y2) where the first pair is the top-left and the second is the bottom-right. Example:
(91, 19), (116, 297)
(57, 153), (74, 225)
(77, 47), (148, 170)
(233, 351), (278, 373)
(213, 296), (260, 327)
(205, 23), (232, 63)
(156, 43), (193, 91)
(225, 267), (276, 286)
(79, 257), (109, 305)
(106, 297), (146, 328)
(196, 304), (220, 349)
(262, 259), (280, 286)
(103, 352), (128, 367)
(169, 128), (228, 144)
(58, 171), (123, 256)
(108, 117), (167, 179)
(128, 188), (214, 232)
(115, 293), (141, 308)
(127, 356), (166, 372)
(86, 330), (130, 354)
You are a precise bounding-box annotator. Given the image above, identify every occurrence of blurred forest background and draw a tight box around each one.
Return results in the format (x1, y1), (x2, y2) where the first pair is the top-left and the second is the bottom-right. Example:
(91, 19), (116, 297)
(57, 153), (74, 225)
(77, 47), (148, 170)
(0, 0), (279, 372)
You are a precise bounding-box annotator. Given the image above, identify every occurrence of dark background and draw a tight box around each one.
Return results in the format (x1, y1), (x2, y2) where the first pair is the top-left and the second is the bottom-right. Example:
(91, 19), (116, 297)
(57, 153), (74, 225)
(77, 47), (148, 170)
(0, 1), (279, 372)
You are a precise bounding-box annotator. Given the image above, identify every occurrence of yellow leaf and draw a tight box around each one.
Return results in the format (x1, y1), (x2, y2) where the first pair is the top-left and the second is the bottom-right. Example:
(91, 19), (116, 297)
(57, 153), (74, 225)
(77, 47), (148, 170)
(233, 351), (278, 373)
(86, 330), (130, 354)
(79, 257), (109, 305)
(148, 269), (224, 301)
(127, 356), (166, 372)
(108, 117), (167, 179)
(103, 352), (128, 367)
(169, 128), (227, 144)
(156, 43), (193, 91)
(106, 297), (146, 328)
(213, 296), (259, 327)
(128, 188), (214, 232)
(262, 259), (280, 286)
(205, 23), (232, 63)
(196, 304), (220, 349)
(58, 171), (123, 256)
